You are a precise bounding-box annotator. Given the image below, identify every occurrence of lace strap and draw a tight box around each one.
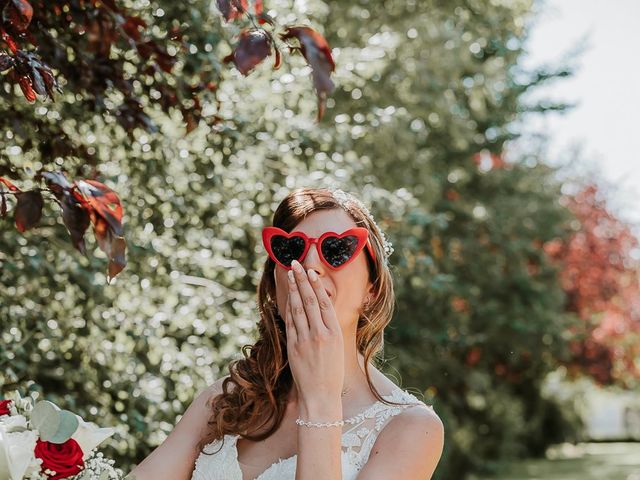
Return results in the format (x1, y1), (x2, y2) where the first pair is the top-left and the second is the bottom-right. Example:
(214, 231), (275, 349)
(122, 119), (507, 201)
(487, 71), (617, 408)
(341, 388), (429, 470)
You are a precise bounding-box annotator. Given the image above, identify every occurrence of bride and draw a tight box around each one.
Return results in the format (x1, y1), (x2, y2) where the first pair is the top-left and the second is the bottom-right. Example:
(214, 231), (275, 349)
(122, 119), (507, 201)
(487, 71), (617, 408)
(128, 187), (444, 479)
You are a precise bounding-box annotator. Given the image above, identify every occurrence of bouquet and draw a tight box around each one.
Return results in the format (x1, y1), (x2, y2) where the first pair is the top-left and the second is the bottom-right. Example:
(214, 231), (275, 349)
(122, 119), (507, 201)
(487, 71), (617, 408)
(0, 391), (125, 480)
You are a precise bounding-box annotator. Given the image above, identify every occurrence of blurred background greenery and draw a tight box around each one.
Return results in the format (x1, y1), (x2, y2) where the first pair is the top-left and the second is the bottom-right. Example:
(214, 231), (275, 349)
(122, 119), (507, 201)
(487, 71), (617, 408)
(1, 0), (639, 478)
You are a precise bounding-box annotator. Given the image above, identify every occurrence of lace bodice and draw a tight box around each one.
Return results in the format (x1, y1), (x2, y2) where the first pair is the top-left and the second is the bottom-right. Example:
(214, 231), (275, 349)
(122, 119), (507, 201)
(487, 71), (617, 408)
(191, 387), (432, 480)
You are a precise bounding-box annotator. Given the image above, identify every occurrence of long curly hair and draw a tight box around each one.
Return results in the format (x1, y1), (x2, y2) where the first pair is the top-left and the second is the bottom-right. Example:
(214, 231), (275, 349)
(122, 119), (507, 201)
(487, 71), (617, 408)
(196, 187), (407, 456)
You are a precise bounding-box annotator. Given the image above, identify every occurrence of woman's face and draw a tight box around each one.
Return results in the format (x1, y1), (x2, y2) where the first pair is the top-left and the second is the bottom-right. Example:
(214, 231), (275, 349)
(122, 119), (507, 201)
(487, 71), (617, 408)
(273, 208), (374, 332)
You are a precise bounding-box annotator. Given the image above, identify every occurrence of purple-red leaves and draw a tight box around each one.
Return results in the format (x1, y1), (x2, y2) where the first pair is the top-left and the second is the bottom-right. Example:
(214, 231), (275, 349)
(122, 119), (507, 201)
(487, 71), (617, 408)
(253, 0), (264, 18)
(61, 198), (91, 255)
(1, 173), (127, 282)
(14, 190), (43, 232)
(223, 29), (280, 75)
(216, 0), (265, 22)
(74, 180), (124, 237)
(1, 26), (18, 53)
(136, 40), (177, 73)
(121, 15), (147, 41)
(216, 0), (247, 22)
(42, 172), (90, 255)
(13, 51), (59, 100)
(280, 26), (335, 121)
(16, 72), (36, 102)
(2, 0), (33, 33)
(73, 179), (126, 283)
(0, 176), (43, 232)
(215, 8), (336, 122)
(0, 176), (20, 192)
(2, 50), (59, 102)
(0, 177), (20, 218)
(0, 177), (42, 232)
(0, 53), (14, 71)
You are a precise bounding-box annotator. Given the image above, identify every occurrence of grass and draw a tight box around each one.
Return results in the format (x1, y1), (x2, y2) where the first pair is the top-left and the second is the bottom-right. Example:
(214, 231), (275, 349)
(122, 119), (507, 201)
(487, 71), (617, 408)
(473, 442), (640, 480)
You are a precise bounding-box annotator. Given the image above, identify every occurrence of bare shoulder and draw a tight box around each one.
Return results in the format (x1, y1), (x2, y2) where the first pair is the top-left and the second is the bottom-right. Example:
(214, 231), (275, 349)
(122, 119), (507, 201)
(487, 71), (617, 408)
(126, 375), (231, 480)
(356, 402), (445, 480)
(205, 374), (231, 399)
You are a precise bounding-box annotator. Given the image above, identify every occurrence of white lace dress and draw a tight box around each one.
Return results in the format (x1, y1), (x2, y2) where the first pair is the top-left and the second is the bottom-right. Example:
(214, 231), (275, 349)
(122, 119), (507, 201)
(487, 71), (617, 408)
(191, 387), (432, 480)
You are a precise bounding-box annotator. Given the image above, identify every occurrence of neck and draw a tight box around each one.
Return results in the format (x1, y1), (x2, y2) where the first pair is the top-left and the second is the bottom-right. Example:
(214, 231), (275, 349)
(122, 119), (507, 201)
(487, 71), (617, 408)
(341, 329), (370, 399)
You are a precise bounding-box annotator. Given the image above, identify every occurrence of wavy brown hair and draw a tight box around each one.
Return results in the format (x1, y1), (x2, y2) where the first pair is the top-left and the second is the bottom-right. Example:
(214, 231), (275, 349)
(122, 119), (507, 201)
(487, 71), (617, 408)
(196, 187), (410, 456)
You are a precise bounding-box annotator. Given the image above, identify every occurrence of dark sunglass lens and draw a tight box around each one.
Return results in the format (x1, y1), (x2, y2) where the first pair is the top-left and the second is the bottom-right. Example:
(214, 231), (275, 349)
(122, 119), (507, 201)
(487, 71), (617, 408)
(321, 235), (359, 267)
(271, 235), (306, 267)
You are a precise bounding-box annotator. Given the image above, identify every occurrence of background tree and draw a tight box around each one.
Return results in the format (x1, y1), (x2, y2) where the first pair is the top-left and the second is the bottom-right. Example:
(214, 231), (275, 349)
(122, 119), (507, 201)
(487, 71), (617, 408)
(2, 0), (637, 478)
(545, 183), (640, 388)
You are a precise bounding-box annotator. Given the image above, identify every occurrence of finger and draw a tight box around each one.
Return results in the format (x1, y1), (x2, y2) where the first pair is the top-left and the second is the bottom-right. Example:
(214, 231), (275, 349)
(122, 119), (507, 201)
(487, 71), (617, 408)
(291, 260), (326, 336)
(306, 267), (339, 332)
(284, 293), (297, 344)
(288, 268), (309, 340)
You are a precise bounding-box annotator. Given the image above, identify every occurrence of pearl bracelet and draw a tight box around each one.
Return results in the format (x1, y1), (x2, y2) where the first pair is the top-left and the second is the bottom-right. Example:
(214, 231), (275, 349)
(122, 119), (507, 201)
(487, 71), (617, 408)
(295, 418), (345, 428)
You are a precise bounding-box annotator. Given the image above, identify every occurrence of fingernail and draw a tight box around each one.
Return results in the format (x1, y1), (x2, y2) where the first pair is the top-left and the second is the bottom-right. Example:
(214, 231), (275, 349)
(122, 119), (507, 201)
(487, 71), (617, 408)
(288, 270), (294, 282)
(308, 269), (317, 281)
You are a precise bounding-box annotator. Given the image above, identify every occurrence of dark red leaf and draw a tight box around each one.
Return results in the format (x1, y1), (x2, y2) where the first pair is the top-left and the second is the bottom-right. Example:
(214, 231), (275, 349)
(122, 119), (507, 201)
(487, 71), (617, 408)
(253, 0), (263, 16)
(93, 216), (127, 283)
(93, 211), (111, 253)
(227, 29), (273, 76)
(113, 97), (158, 132)
(17, 75), (36, 102)
(273, 43), (281, 70)
(257, 12), (275, 26)
(61, 196), (91, 255)
(73, 179), (124, 237)
(0, 177), (14, 217)
(182, 108), (198, 133)
(13, 51), (60, 100)
(121, 15), (146, 41)
(30, 67), (47, 96)
(0, 28), (18, 53)
(2, 0), (33, 33)
(72, 179), (126, 280)
(107, 235), (127, 283)
(14, 190), (43, 232)
(136, 40), (176, 73)
(0, 177), (21, 192)
(136, 40), (154, 60)
(153, 49), (177, 74)
(41, 171), (90, 255)
(280, 26), (336, 121)
(0, 53), (14, 72)
(216, 0), (248, 22)
(86, 17), (116, 56)
(41, 171), (73, 193)
(38, 67), (58, 99)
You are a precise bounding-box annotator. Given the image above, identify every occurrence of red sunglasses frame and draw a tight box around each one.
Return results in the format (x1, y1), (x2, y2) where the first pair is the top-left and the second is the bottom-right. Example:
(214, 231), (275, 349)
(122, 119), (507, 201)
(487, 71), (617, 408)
(262, 226), (376, 271)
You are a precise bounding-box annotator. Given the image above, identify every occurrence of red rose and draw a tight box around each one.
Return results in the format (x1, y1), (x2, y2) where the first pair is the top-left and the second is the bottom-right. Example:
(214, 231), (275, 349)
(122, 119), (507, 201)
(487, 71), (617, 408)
(0, 399), (12, 415)
(34, 438), (85, 480)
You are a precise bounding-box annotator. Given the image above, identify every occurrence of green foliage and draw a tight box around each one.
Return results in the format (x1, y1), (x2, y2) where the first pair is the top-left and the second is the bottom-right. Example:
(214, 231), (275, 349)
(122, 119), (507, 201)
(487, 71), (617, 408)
(1, 0), (587, 478)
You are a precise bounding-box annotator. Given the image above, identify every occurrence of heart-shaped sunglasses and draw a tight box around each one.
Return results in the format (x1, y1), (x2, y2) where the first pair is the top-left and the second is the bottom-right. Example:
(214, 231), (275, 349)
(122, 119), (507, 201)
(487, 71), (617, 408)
(262, 226), (376, 271)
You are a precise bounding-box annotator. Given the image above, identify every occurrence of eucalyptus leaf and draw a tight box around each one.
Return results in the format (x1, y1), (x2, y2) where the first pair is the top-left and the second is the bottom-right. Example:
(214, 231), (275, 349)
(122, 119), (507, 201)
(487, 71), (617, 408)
(48, 409), (80, 444)
(30, 400), (60, 442)
(30, 400), (80, 443)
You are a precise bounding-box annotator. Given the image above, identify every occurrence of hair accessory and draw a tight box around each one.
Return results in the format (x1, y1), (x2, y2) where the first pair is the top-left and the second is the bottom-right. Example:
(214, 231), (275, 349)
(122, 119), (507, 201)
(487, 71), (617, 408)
(329, 188), (394, 263)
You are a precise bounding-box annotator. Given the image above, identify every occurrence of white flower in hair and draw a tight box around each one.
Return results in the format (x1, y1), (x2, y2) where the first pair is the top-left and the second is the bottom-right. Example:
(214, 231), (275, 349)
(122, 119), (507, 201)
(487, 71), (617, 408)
(329, 188), (394, 262)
